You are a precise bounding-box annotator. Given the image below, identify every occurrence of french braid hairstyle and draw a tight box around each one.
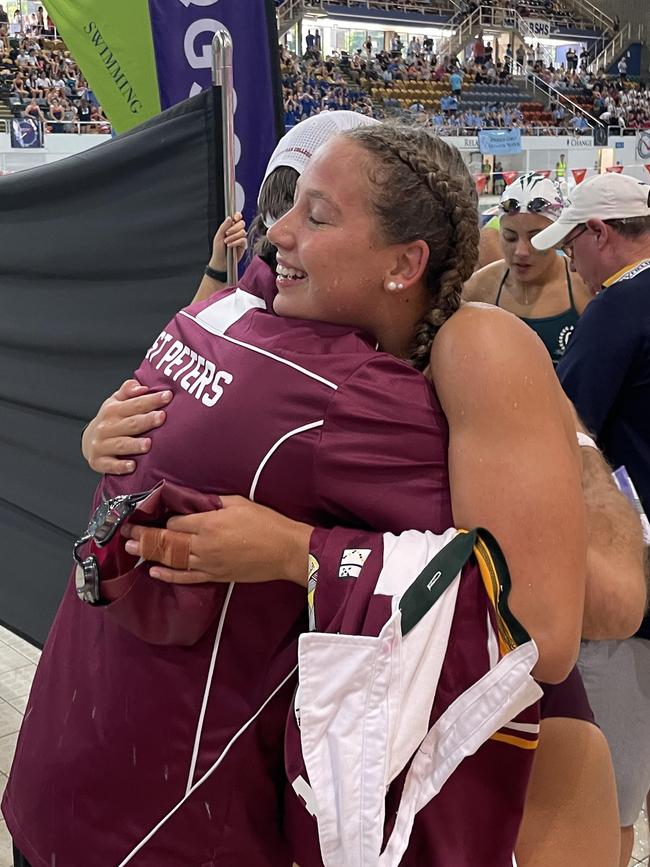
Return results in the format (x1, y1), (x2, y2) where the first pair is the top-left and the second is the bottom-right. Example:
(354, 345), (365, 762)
(343, 125), (480, 370)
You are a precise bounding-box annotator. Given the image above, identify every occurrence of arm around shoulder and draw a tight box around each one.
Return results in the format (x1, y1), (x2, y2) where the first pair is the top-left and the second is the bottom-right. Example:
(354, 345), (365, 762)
(431, 305), (587, 683)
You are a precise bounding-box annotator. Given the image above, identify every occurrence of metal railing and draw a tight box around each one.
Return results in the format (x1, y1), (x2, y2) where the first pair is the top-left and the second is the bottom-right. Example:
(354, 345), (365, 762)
(428, 123), (594, 136)
(559, 0), (615, 35)
(437, 4), (612, 64)
(38, 119), (111, 135)
(437, 7), (558, 67)
(0, 118), (113, 135)
(277, 0), (306, 37)
(516, 14), (555, 68)
(513, 60), (603, 128)
(590, 22), (646, 73)
(435, 6), (480, 61)
(302, 0), (456, 14)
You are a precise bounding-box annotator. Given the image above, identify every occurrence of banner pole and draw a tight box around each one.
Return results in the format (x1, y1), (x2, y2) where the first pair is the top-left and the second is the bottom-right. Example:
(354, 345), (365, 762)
(211, 27), (237, 287)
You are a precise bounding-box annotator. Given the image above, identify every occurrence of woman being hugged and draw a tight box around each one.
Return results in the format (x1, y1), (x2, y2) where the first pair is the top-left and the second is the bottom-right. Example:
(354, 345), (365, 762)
(6, 126), (586, 867)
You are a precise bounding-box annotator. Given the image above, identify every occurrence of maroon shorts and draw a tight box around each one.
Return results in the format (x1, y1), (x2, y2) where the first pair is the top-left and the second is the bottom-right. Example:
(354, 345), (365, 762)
(539, 665), (595, 723)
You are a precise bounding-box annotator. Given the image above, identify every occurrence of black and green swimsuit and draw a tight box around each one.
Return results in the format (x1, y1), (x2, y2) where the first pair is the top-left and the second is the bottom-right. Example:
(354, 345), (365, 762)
(495, 259), (580, 366)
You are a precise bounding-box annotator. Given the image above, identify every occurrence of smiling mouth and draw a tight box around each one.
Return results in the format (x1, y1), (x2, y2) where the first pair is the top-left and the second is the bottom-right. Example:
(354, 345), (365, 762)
(276, 263), (308, 284)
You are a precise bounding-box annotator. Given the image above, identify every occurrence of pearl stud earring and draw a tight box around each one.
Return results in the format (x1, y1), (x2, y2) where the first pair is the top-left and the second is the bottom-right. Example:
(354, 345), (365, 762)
(387, 280), (397, 291)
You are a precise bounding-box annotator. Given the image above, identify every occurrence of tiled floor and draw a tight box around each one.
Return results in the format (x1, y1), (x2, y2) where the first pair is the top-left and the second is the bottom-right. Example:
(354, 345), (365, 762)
(633, 808), (650, 865)
(0, 626), (39, 867)
(0, 624), (645, 867)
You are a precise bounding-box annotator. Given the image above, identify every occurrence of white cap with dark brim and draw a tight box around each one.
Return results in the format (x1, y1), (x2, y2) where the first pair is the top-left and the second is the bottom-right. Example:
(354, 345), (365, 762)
(532, 172), (650, 250)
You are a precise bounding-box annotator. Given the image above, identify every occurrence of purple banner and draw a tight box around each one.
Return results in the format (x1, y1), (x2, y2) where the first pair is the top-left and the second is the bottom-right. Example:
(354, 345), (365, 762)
(148, 0), (282, 224)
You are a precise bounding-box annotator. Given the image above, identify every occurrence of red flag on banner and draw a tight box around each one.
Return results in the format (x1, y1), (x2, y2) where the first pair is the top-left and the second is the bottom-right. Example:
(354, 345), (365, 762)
(606, 165), (624, 173)
(502, 171), (519, 186)
(539, 170), (551, 178)
(572, 168), (587, 184)
(475, 173), (488, 195)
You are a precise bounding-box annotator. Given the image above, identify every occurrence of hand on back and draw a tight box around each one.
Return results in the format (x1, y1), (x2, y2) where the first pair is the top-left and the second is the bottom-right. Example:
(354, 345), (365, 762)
(81, 379), (172, 475)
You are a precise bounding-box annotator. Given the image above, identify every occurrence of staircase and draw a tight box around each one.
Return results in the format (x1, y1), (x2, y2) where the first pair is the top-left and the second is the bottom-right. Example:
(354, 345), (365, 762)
(0, 90), (13, 129)
(512, 62), (603, 130)
(437, 7), (556, 67)
(590, 21), (646, 72)
(556, 0), (615, 35)
(277, 0), (305, 39)
(436, 7), (481, 62)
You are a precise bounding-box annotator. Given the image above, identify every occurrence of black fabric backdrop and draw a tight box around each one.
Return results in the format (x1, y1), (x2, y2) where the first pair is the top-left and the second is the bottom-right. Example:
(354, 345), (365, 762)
(0, 90), (225, 646)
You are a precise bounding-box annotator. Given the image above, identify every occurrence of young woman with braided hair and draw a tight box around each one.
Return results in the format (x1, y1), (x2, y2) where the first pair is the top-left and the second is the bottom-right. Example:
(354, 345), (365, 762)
(79, 127), (634, 867)
(8, 125), (587, 867)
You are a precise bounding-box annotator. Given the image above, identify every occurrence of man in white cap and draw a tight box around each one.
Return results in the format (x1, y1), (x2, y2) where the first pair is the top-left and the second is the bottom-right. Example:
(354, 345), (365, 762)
(533, 172), (650, 867)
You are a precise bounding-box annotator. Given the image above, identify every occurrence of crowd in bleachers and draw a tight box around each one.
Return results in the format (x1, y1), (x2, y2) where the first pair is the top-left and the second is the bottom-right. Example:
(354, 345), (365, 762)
(281, 45), (375, 126)
(282, 35), (609, 136)
(458, 0), (586, 30)
(582, 77), (650, 129)
(0, 26), (109, 133)
(517, 41), (650, 130)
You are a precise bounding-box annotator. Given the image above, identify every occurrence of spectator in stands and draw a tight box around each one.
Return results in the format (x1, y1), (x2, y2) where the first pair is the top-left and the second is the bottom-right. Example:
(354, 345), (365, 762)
(76, 97), (91, 127)
(473, 30), (485, 65)
(35, 70), (51, 91)
(526, 43), (535, 68)
(36, 5), (44, 34)
(23, 96), (43, 123)
(618, 56), (627, 82)
(11, 72), (27, 98)
(407, 36), (421, 59)
(450, 67), (462, 97)
(516, 44), (525, 68)
(0, 6), (8, 25)
(305, 30), (315, 54)
(579, 46), (590, 70)
(571, 115), (590, 132)
(535, 43), (545, 63)
(48, 97), (65, 132)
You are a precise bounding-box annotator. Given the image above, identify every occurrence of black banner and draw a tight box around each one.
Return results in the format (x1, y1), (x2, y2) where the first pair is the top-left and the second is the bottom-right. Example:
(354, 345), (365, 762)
(0, 89), (224, 646)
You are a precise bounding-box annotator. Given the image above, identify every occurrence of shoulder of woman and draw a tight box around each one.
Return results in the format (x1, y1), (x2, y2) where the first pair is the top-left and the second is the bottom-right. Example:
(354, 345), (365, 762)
(570, 269), (594, 313)
(462, 259), (505, 302)
(430, 303), (551, 398)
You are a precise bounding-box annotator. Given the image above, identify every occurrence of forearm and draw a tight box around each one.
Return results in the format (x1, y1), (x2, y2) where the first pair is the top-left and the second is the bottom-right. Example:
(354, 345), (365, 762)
(193, 271), (226, 304)
(579, 445), (647, 638)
